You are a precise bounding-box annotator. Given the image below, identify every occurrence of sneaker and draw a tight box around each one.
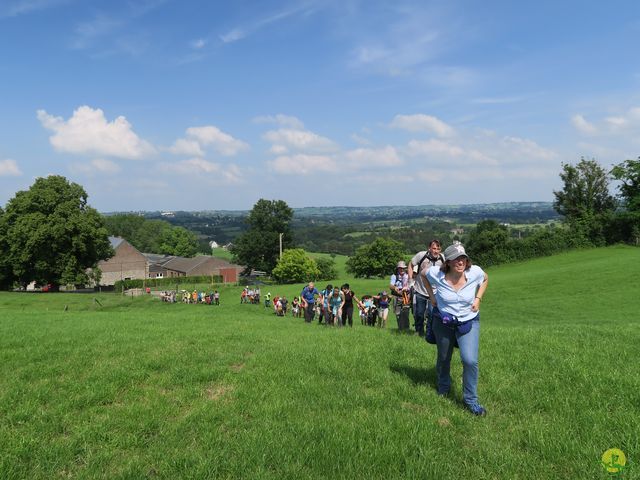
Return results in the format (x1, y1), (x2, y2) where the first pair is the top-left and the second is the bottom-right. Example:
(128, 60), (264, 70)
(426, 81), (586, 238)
(466, 403), (486, 416)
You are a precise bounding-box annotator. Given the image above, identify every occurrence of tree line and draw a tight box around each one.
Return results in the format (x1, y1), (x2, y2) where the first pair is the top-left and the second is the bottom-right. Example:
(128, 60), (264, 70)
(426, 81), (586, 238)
(0, 156), (637, 289)
(234, 157), (640, 281)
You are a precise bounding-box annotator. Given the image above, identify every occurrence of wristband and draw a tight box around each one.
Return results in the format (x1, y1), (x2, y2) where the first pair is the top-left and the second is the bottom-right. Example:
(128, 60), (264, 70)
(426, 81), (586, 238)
(475, 296), (482, 302)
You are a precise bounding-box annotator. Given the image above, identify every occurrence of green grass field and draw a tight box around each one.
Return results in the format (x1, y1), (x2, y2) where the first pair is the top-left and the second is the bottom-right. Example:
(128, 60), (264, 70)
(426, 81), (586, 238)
(1, 246), (638, 479)
(211, 247), (234, 262)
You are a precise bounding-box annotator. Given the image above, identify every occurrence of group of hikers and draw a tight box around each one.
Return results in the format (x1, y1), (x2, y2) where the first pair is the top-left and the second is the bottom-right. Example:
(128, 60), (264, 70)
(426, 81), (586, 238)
(240, 286), (261, 304)
(293, 282), (389, 328)
(179, 289), (220, 305)
(266, 284), (365, 326)
(296, 239), (490, 416)
(156, 238), (490, 417)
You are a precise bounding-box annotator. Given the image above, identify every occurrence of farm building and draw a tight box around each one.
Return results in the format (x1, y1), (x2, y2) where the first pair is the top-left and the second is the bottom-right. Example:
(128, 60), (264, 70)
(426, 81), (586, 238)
(143, 254), (243, 283)
(97, 237), (243, 285)
(98, 237), (147, 286)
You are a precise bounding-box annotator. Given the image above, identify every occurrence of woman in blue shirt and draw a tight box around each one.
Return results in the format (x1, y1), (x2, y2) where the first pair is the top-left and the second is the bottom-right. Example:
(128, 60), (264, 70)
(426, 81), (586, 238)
(425, 242), (489, 416)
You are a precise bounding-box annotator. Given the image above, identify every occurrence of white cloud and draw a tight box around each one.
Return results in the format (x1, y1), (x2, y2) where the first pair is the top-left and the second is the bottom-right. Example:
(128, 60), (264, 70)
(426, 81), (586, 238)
(406, 138), (498, 167)
(163, 158), (244, 183)
(343, 146), (403, 167)
(168, 138), (205, 157)
(390, 114), (455, 137)
(0, 158), (22, 176)
(220, 28), (245, 43)
(185, 126), (249, 156)
(253, 114), (305, 130)
(406, 138), (464, 157)
(571, 114), (598, 135)
(351, 133), (372, 146)
(69, 158), (121, 175)
(605, 116), (627, 129)
(501, 136), (557, 161)
(0, 0), (71, 18)
(37, 106), (155, 159)
(357, 172), (414, 184)
(263, 128), (338, 153)
(349, 9), (445, 76)
(572, 107), (640, 136)
(269, 144), (289, 155)
(179, 158), (221, 173)
(268, 154), (338, 175)
(220, 3), (319, 44)
(267, 146), (402, 176)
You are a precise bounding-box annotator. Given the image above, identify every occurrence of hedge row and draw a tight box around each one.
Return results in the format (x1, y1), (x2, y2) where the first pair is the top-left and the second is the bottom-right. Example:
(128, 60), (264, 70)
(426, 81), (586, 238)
(114, 275), (223, 291)
(466, 224), (593, 269)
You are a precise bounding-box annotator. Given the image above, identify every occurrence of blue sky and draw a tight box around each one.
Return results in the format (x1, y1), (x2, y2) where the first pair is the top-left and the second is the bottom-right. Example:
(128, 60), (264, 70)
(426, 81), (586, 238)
(1, 0), (640, 211)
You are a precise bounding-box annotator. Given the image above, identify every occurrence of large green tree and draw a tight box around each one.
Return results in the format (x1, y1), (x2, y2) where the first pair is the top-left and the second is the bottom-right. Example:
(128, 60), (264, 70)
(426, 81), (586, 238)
(231, 199), (294, 273)
(553, 158), (616, 245)
(315, 256), (338, 281)
(611, 157), (640, 213)
(610, 157), (640, 244)
(104, 214), (199, 256)
(158, 226), (199, 257)
(465, 220), (512, 268)
(1, 175), (113, 289)
(271, 248), (320, 283)
(0, 206), (13, 289)
(346, 237), (406, 278)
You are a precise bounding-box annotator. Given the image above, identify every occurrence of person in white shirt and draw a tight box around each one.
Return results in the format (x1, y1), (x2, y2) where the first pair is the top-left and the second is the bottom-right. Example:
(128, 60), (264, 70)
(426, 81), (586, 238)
(425, 242), (489, 416)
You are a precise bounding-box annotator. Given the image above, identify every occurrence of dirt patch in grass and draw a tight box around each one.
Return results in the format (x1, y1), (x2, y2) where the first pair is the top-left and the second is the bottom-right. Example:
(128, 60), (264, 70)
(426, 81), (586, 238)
(205, 383), (234, 401)
(230, 362), (245, 372)
(437, 417), (451, 427)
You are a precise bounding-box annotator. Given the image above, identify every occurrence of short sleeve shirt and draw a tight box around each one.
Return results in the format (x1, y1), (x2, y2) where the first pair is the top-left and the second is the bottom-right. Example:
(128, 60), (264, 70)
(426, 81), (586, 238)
(426, 265), (486, 322)
(301, 286), (319, 304)
(390, 273), (408, 291)
(411, 251), (444, 297)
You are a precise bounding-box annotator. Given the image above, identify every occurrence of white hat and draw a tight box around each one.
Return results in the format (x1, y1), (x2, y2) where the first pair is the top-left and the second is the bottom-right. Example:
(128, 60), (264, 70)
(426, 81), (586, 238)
(443, 242), (469, 262)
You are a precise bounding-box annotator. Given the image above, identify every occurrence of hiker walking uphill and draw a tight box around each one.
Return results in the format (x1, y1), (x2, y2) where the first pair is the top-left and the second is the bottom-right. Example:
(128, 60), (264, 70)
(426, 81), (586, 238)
(300, 281), (319, 323)
(318, 284), (333, 325)
(424, 242), (489, 416)
(340, 283), (359, 328)
(408, 239), (445, 338)
(390, 261), (411, 331)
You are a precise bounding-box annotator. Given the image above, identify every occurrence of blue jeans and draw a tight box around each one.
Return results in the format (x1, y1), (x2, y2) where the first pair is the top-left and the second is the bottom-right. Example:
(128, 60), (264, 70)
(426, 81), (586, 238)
(433, 314), (480, 406)
(414, 293), (429, 334)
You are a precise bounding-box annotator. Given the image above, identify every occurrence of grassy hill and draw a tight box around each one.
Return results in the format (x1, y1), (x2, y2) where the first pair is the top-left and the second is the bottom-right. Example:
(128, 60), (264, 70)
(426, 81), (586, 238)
(0, 246), (638, 479)
(307, 251), (349, 279)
